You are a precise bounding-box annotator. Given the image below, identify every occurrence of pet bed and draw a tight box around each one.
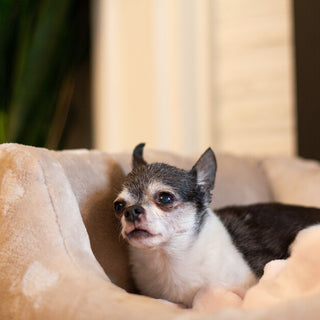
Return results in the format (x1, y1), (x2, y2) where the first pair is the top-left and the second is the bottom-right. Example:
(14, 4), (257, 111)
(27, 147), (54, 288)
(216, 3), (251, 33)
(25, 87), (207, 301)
(1, 143), (320, 319)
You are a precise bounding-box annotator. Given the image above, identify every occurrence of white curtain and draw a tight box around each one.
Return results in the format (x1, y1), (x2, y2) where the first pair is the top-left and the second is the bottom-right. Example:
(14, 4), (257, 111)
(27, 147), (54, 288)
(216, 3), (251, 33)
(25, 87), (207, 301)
(92, 0), (295, 156)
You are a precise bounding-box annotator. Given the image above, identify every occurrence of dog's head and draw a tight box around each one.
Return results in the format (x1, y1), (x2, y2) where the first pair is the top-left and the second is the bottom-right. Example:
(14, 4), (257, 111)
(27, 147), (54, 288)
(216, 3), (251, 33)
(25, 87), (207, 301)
(113, 143), (217, 249)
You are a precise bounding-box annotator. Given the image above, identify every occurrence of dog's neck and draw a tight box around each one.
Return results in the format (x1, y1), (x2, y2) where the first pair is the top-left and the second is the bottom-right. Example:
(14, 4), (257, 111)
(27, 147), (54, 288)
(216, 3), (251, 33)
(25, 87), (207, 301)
(129, 209), (253, 306)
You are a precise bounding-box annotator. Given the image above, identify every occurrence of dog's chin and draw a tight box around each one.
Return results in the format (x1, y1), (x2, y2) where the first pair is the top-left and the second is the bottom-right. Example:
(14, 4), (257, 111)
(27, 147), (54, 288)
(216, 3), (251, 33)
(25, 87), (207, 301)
(124, 228), (164, 249)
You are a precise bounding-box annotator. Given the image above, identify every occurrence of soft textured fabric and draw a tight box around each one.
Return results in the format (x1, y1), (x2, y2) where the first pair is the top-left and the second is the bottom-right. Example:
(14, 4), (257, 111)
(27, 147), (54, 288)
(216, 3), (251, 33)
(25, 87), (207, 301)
(0, 143), (320, 319)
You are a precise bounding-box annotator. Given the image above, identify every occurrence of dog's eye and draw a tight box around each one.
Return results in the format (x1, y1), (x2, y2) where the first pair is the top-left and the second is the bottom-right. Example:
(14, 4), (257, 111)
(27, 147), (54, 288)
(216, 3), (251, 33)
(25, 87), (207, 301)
(158, 192), (174, 205)
(114, 201), (126, 214)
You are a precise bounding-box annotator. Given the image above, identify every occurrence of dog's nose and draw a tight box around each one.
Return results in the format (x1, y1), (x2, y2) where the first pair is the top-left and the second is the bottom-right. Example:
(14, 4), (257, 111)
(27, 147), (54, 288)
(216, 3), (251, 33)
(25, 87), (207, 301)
(124, 205), (145, 222)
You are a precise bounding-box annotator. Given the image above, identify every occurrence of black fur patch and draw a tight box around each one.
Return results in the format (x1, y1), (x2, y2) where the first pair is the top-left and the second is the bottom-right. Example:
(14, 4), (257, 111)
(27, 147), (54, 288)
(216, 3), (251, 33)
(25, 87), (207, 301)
(216, 203), (320, 277)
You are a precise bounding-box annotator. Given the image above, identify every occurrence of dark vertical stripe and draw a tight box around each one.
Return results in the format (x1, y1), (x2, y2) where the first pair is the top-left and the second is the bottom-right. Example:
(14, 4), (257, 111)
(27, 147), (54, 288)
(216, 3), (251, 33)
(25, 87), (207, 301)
(293, 0), (320, 161)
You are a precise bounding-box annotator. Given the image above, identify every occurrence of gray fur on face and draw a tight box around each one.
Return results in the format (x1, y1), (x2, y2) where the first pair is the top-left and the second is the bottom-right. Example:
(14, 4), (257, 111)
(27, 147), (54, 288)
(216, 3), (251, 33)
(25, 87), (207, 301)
(125, 143), (217, 214)
(124, 162), (203, 207)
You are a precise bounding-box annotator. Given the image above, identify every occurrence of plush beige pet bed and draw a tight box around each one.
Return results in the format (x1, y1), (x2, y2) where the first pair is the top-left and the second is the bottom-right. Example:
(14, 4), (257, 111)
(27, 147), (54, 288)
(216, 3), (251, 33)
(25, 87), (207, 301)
(1, 143), (320, 319)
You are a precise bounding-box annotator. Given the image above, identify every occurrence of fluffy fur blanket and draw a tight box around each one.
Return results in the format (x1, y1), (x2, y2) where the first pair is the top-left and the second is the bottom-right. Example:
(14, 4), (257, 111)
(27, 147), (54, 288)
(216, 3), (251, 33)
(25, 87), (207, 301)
(1, 143), (320, 319)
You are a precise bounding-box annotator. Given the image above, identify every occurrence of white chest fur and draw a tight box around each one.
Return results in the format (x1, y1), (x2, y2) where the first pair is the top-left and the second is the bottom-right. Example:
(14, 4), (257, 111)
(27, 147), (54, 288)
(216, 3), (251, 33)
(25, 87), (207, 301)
(129, 210), (253, 307)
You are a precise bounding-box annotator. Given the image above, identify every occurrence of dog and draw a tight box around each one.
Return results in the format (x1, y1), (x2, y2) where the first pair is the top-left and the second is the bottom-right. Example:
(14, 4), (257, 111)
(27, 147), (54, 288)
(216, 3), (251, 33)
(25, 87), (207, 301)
(113, 143), (320, 307)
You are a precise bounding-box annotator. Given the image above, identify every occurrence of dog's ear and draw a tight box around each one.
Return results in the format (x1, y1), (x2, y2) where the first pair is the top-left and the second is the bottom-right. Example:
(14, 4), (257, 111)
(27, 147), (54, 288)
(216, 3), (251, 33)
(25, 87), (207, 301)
(132, 143), (147, 168)
(191, 148), (217, 198)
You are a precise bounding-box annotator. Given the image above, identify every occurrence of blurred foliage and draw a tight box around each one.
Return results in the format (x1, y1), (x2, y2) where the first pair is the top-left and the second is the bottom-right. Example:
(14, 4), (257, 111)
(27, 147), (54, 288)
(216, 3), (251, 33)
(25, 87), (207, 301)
(0, 0), (90, 148)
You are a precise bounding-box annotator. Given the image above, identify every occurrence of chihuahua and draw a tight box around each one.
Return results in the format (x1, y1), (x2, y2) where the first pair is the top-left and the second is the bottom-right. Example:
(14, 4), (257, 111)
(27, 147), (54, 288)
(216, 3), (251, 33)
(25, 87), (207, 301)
(114, 143), (320, 307)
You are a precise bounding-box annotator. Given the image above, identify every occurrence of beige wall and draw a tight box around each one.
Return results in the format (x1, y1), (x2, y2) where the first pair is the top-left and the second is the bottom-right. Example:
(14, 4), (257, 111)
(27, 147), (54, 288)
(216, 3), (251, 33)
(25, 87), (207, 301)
(212, 0), (296, 156)
(92, 0), (295, 156)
